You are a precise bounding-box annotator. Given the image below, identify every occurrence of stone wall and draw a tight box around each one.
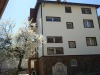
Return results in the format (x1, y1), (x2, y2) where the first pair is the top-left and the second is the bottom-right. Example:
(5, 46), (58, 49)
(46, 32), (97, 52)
(38, 55), (100, 75)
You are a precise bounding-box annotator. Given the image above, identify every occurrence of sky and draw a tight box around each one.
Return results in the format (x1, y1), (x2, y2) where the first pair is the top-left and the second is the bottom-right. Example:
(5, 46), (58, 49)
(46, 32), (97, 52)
(2, 0), (100, 31)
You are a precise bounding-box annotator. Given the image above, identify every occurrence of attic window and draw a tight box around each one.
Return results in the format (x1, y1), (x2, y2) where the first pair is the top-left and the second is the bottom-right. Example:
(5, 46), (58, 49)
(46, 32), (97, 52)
(81, 8), (92, 14)
(65, 7), (72, 13)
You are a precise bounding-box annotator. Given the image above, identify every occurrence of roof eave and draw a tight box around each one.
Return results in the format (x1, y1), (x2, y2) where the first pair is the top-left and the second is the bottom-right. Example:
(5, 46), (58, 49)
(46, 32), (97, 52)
(0, 0), (9, 19)
(42, 1), (100, 8)
(30, 1), (100, 22)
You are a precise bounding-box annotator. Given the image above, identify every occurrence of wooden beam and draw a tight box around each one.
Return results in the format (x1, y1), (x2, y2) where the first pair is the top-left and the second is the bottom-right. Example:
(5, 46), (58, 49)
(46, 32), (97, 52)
(0, 0), (9, 18)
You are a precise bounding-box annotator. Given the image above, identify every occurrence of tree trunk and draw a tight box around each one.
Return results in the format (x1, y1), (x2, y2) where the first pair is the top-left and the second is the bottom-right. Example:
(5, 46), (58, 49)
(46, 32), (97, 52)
(0, 63), (2, 73)
(0, 58), (5, 73)
(16, 54), (23, 75)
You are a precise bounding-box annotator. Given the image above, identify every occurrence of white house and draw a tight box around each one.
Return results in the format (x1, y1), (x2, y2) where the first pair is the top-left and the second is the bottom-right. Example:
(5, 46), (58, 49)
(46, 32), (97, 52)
(29, 0), (100, 75)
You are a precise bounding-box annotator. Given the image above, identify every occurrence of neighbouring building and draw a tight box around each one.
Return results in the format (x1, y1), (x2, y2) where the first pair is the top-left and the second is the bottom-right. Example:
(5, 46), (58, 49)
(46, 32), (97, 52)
(0, 0), (9, 18)
(29, 0), (100, 75)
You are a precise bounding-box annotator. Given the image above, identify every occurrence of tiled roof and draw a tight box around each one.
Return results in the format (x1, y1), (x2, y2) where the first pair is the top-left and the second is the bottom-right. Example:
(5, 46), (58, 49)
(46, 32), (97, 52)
(30, 0), (100, 22)
(41, 1), (100, 8)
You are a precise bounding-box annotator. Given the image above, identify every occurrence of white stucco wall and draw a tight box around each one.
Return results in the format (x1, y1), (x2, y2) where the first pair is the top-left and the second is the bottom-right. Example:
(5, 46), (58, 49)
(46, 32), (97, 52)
(37, 3), (100, 57)
(37, 5), (43, 57)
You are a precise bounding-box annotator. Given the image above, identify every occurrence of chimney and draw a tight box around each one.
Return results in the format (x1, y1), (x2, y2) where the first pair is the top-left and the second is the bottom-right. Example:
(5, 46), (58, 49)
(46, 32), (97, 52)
(57, 0), (61, 2)
(37, 0), (44, 2)
(63, 0), (67, 2)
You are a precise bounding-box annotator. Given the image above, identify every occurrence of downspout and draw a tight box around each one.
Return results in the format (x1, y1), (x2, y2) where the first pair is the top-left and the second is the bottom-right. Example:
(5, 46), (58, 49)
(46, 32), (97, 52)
(41, 2), (44, 56)
(96, 7), (100, 29)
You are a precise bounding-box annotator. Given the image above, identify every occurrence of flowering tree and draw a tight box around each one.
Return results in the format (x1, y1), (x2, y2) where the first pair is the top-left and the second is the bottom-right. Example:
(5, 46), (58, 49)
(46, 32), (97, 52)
(0, 19), (16, 73)
(0, 19), (46, 74)
(14, 20), (45, 74)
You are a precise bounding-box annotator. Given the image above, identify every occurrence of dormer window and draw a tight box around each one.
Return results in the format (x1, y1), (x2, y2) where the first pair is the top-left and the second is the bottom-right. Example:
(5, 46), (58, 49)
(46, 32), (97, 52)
(81, 8), (91, 14)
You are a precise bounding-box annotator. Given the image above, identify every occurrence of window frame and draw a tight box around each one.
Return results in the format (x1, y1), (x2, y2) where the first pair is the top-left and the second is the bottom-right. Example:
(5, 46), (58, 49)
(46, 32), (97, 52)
(83, 19), (94, 28)
(47, 36), (63, 43)
(47, 47), (64, 55)
(46, 16), (61, 22)
(70, 59), (77, 66)
(81, 8), (92, 14)
(65, 6), (72, 13)
(86, 37), (97, 46)
(68, 41), (76, 48)
(66, 22), (74, 29)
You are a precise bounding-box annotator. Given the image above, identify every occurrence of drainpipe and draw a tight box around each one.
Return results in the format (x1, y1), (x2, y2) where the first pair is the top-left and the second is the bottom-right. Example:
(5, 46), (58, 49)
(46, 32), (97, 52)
(40, 2), (44, 56)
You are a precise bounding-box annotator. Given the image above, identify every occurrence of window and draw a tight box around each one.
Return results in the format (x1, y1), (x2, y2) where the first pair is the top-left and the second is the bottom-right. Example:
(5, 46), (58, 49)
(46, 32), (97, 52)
(86, 37), (97, 46)
(66, 22), (73, 29)
(83, 19), (94, 28)
(46, 16), (61, 22)
(68, 41), (76, 48)
(65, 7), (72, 13)
(47, 36), (62, 43)
(71, 59), (77, 66)
(47, 47), (64, 55)
(81, 8), (91, 14)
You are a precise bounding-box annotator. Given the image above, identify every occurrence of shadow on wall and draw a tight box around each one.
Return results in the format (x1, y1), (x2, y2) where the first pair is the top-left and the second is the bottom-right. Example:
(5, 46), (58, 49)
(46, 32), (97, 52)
(78, 72), (100, 75)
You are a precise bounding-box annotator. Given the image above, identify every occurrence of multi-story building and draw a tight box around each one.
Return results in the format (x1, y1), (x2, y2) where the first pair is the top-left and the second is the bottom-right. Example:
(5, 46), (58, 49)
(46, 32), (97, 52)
(0, 0), (9, 18)
(29, 0), (100, 75)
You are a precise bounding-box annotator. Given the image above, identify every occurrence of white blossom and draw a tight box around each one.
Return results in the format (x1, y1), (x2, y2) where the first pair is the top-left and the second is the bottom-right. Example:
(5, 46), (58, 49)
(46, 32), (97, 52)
(0, 19), (46, 73)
